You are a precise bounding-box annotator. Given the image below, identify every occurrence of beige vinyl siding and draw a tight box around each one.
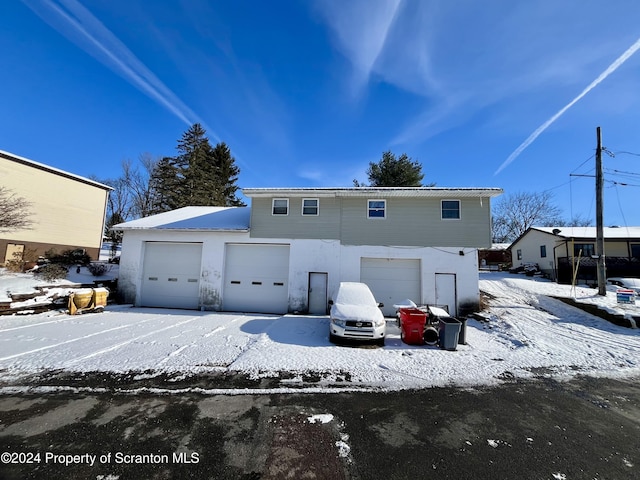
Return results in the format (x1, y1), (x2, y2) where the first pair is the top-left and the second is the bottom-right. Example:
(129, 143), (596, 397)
(555, 240), (631, 258)
(601, 241), (633, 257)
(1, 156), (109, 251)
(340, 197), (492, 247)
(249, 197), (341, 239)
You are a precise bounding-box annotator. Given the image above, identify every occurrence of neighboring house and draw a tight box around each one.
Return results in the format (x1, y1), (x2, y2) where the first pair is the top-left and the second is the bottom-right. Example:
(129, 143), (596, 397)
(114, 187), (503, 316)
(509, 226), (640, 283)
(478, 243), (512, 270)
(0, 150), (112, 264)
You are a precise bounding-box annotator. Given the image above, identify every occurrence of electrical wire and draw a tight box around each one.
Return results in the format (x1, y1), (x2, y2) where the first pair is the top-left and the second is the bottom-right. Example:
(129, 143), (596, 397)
(614, 150), (640, 157)
(612, 183), (630, 229)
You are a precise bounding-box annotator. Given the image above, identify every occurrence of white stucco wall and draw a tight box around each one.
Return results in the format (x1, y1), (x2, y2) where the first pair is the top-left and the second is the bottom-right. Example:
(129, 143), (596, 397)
(118, 230), (480, 315)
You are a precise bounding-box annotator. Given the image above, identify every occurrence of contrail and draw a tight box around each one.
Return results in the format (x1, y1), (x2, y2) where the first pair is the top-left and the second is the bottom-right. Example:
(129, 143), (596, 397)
(22, 0), (218, 140)
(495, 36), (640, 175)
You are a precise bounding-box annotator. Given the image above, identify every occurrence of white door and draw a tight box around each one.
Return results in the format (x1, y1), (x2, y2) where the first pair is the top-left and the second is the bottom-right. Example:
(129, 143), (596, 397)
(435, 273), (457, 316)
(308, 272), (328, 315)
(223, 244), (290, 314)
(140, 242), (202, 309)
(360, 258), (421, 316)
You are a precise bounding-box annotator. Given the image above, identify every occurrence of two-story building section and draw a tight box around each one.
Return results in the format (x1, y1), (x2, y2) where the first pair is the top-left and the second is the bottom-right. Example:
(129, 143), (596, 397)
(114, 187), (502, 316)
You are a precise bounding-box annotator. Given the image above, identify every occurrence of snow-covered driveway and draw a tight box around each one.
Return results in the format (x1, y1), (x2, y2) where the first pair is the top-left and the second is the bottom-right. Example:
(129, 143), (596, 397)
(1, 272), (639, 391)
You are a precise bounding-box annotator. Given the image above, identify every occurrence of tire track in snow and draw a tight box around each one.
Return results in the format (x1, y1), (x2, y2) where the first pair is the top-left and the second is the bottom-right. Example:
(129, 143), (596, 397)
(153, 322), (235, 368)
(62, 315), (204, 366)
(481, 277), (640, 368)
(0, 311), (107, 333)
(0, 313), (190, 363)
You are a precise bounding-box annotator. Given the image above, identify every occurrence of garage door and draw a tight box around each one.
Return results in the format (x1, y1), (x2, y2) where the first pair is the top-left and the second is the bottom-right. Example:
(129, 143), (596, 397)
(223, 244), (290, 314)
(360, 258), (421, 316)
(140, 242), (202, 309)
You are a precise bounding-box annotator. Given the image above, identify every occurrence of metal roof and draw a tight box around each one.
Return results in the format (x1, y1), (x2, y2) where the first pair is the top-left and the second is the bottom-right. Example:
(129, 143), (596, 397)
(243, 187), (503, 198)
(533, 226), (640, 239)
(113, 206), (250, 231)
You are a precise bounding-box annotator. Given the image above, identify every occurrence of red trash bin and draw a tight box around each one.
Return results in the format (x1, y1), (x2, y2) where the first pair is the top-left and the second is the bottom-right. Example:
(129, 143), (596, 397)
(399, 308), (427, 345)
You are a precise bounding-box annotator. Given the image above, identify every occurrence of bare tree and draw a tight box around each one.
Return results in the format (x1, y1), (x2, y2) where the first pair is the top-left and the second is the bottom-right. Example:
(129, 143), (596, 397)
(556, 215), (593, 227)
(492, 191), (563, 243)
(124, 153), (158, 218)
(0, 186), (34, 233)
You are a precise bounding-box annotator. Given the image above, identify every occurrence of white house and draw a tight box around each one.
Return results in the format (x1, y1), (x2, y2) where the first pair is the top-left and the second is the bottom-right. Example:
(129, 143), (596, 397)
(114, 187), (503, 316)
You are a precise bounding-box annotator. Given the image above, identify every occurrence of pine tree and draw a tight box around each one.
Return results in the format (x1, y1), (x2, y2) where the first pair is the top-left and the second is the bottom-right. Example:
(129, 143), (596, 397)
(366, 151), (426, 187)
(147, 124), (244, 212)
(148, 156), (181, 214)
(211, 142), (243, 206)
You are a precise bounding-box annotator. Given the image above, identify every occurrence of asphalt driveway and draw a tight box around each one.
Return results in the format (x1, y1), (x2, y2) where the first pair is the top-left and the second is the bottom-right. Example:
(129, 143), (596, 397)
(1, 374), (639, 479)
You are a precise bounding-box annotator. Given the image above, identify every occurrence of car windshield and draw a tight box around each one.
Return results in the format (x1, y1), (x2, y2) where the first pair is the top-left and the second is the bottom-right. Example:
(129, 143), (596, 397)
(335, 284), (376, 306)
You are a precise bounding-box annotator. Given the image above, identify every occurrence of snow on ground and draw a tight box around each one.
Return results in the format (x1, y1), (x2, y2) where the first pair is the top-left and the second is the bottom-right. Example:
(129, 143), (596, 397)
(0, 271), (639, 392)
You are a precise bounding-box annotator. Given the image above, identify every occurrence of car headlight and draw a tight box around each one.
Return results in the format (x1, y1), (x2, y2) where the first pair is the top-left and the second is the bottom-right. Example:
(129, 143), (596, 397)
(331, 318), (346, 328)
(373, 318), (386, 327)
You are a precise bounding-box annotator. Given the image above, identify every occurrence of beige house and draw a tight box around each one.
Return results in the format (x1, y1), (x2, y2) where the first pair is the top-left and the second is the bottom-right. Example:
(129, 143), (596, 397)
(509, 226), (640, 283)
(0, 149), (111, 264)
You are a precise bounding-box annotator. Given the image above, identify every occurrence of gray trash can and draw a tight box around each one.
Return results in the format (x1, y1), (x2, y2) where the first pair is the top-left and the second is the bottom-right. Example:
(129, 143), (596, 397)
(458, 317), (468, 345)
(438, 317), (462, 351)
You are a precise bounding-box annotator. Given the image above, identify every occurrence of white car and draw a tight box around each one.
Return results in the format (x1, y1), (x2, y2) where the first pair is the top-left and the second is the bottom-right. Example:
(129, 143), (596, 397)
(607, 277), (640, 295)
(329, 282), (386, 346)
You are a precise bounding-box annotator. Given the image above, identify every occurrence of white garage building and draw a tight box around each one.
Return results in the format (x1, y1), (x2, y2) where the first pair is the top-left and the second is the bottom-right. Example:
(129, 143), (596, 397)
(115, 187), (502, 316)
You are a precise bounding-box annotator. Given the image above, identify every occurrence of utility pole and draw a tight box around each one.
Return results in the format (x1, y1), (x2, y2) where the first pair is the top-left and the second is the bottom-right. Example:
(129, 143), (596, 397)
(595, 126), (606, 295)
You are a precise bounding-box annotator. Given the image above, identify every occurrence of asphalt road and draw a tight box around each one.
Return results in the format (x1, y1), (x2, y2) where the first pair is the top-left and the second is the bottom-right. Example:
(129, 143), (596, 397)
(1, 375), (639, 479)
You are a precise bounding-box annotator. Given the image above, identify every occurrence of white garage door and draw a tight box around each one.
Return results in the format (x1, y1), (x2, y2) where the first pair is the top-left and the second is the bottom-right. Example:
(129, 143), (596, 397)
(223, 244), (290, 314)
(140, 242), (202, 309)
(360, 258), (421, 316)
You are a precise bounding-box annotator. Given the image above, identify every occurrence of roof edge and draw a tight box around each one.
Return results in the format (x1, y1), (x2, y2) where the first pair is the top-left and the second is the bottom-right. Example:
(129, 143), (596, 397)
(243, 187), (504, 198)
(0, 149), (113, 191)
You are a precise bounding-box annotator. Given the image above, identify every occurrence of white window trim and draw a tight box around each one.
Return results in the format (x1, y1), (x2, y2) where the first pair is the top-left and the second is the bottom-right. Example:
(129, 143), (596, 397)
(441, 199), (461, 220)
(272, 198), (289, 216)
(301, 198), (319, 216)
(367, 199), (386, 219)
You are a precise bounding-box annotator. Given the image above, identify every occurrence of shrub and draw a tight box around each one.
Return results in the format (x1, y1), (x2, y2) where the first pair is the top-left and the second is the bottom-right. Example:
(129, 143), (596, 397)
(87, 262), (111, 277)
(35, 264), (69, 281)
(46, 248), (91, 266)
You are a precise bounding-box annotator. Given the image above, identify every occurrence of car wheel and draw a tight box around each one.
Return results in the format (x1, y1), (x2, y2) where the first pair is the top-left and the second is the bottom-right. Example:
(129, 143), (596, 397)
(376, 337), (385, 347)
(329, 333), (339, 344)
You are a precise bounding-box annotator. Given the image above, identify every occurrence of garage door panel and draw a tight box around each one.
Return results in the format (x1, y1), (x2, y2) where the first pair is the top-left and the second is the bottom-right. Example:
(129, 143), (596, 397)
(141, 242), (202, 309)
(360, 258), (421, 316)
(224, 244), (290, 314)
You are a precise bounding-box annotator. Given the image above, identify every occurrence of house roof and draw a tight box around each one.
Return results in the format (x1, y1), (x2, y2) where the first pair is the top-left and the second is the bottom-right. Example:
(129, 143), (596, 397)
(112, 207), (250, 231)
(532, 226), (640, 240)
(0, 149), (113, 191)
(243, 187), (503, 198)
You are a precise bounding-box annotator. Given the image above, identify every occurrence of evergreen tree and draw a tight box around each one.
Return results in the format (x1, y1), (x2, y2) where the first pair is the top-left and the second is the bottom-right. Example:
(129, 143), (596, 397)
(148, 156), (181, 214)
(147, 124), (244, 212)
(364, 151), (426, 187)
(211, 142), (243, 206)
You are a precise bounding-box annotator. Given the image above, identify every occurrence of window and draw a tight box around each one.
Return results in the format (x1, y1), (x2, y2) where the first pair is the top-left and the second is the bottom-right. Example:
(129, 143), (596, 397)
(272, 198), (288, 215)
(441, 200), (460, 219)
(517, 249), (522, 260)
(302, 198), (319, 216)
(540, 245), (547, 258)
(573, 243), (595, 257)
(631, 244), (640, 259)
(368, 200), (386, 218)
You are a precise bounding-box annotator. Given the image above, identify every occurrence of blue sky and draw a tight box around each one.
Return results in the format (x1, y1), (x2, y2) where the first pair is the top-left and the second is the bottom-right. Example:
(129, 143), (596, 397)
(3, 1), (640, 226)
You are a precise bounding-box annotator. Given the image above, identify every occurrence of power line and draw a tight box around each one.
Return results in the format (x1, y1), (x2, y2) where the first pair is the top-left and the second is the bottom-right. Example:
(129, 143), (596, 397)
(604, 168), (640, 177)
(614, 150), (640, 157)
